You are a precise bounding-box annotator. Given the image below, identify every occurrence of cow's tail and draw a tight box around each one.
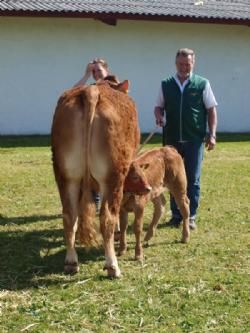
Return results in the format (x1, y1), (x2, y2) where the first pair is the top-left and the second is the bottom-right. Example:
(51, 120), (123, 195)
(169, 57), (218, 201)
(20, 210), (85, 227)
(77, 85), (101, 247)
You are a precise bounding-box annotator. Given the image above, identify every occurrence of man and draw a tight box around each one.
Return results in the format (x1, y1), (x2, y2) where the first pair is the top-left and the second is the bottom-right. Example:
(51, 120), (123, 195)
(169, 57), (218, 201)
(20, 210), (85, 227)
(154, 48), (218, 229)
(75, 58), (110, 86)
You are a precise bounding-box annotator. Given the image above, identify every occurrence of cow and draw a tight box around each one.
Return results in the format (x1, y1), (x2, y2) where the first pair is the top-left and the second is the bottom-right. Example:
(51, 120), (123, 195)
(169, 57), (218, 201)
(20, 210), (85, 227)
(118, 146), (190, 261)
(51, 78), (151, 278)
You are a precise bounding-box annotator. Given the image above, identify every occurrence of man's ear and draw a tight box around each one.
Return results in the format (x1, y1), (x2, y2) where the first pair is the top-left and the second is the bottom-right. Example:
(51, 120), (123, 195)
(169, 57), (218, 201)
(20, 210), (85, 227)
(117, 80), (129, 93)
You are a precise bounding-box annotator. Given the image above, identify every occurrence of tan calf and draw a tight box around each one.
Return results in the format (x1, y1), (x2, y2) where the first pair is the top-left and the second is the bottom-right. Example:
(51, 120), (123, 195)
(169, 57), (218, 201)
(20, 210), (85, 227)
(119, 146), (190, 261)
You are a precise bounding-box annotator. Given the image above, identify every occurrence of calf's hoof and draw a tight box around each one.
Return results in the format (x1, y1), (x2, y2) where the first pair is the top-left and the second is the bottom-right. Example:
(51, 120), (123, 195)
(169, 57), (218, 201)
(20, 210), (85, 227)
(135, 252), (143, 263)
(135, 255), (143, 263)
(118, 247), (127, 257)
(181, 235), (190, 244)
(144, 229), (154, 242)
(114, 231), (121, 242)
(64, 262), (80, 275)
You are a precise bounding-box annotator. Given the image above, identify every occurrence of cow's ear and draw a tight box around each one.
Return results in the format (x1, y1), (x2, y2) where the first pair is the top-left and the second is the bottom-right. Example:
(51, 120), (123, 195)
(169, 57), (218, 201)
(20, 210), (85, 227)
(117, 80), (129, 93)
(140, 163), (150, 170)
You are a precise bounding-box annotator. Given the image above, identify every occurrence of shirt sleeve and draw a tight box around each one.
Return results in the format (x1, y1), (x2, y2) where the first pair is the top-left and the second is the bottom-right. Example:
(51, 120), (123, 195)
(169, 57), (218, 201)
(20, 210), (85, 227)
(155, 85), (165, 108)
(203, 81), (218, 109)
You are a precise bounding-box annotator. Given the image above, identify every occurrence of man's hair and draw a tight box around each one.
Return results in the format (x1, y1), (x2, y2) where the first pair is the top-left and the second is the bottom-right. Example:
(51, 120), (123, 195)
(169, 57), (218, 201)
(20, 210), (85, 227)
(176, 48), (195, 61)
(92, 58), (109, 70)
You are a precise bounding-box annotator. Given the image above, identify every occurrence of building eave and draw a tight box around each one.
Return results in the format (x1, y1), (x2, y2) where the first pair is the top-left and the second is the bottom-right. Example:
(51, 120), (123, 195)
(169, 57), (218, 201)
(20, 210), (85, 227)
(0, 11), (249, 27)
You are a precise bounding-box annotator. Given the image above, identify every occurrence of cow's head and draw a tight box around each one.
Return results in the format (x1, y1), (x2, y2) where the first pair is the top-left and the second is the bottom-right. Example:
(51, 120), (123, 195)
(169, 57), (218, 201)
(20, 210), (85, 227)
(124, 162), (151, 194)
(98, 75), (130, 94)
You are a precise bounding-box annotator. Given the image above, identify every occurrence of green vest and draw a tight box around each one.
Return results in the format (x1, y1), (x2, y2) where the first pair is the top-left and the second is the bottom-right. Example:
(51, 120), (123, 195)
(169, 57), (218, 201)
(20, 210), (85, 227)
(162, 74), (207, 143)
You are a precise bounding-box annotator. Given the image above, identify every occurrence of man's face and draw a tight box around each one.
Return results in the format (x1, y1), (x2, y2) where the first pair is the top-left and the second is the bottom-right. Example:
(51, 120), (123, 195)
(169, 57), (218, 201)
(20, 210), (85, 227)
(176, 54), (194, 80)
(92, 63), (108, 81)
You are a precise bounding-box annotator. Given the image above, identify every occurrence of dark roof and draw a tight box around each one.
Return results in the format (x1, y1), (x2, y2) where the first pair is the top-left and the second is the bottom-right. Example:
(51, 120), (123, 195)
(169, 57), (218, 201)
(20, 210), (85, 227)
(0, 1), (249, 25)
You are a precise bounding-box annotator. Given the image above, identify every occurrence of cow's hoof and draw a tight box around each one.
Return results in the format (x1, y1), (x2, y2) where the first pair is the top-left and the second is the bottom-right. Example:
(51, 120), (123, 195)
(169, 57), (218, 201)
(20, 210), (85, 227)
(64, 262), (79, 275)
(103, 265), (121, 279)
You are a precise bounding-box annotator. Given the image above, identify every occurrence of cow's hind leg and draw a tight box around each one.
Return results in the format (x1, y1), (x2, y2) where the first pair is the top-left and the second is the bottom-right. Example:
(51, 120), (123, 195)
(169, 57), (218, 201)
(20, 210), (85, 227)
(61, 180), (81, 274)
(144, 194), (166, 242)
(100, 187), (123, 278)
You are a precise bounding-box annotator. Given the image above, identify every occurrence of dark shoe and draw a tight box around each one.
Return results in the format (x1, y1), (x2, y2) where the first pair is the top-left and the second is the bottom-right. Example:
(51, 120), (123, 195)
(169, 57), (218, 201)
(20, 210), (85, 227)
(166, 217), (182, 228)
(189, 219), (197, 230)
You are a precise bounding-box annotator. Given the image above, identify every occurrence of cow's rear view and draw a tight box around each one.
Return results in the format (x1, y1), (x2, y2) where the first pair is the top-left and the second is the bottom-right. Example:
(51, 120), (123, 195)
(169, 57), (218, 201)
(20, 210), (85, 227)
(51, 80), (141, 278)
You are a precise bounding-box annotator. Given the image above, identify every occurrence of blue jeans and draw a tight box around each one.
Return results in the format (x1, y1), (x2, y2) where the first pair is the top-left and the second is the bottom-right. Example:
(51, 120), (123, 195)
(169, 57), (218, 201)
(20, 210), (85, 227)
(92, 191), (101, 208)
(168, 141), (204, 219)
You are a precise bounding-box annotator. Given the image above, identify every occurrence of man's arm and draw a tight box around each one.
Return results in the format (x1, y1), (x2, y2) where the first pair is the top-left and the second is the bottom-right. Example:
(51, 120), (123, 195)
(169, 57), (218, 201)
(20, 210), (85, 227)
(154, 86), (165, 127)
(154, 107), (165, 127)
(74, 62), (94, 87)
(206, 106), (217, 150)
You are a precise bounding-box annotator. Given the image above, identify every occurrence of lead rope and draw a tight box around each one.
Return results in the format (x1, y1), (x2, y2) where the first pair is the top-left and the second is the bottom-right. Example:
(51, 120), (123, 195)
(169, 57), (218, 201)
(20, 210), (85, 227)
(137, 126), (159, 154)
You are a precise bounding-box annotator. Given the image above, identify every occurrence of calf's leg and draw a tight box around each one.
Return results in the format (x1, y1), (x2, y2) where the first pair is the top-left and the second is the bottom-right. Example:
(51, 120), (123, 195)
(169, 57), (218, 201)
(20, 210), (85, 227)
(133, 206), (144, 261)
(144, 194), (166, 242)
(118, 209), (129, 256)
(172, 191), (190, 243)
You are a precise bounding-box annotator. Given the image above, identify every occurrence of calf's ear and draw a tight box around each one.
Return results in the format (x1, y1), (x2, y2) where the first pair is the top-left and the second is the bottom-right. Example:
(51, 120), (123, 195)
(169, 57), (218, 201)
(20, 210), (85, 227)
(117, 80), (129, 93)
(140, 163), (150, 170)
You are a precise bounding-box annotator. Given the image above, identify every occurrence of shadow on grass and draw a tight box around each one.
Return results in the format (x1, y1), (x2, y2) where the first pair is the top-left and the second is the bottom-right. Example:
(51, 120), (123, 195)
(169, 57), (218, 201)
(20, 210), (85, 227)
(0, 227), (104, 291)
(0, 214), (62, 226)
(0, 216), (181, 290)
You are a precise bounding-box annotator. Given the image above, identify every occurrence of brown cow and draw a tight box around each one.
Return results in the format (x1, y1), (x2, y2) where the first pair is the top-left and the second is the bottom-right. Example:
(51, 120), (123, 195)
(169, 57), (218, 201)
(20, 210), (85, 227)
(118, 146), (190, 261)
(51, 79), (150, 278)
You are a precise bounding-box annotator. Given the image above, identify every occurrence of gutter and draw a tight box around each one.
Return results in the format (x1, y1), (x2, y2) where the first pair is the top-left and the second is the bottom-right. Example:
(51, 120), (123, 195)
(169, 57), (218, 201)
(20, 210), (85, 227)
(0, 11), (249, 27)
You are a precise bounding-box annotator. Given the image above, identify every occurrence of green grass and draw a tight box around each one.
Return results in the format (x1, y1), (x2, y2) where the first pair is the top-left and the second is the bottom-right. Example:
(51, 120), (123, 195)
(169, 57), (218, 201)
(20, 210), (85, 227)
(0, 134), (250, 333)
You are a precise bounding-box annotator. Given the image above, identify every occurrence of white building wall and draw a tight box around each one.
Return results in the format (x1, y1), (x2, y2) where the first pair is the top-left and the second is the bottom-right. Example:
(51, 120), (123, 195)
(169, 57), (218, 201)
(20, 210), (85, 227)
(0, 16), (249, 134)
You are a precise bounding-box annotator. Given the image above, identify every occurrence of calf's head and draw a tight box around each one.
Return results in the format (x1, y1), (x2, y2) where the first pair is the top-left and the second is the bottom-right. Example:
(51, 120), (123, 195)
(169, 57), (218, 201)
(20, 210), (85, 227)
(124, 162), (151, 194)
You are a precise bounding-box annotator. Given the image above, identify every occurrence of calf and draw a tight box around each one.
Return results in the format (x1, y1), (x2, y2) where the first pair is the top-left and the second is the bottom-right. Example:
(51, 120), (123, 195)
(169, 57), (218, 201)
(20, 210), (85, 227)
(118, 146), (190, 261)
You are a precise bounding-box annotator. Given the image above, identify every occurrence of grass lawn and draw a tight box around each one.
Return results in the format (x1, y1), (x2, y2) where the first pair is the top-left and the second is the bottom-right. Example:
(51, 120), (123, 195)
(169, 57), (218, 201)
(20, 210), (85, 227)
(0, 134), (249, 333)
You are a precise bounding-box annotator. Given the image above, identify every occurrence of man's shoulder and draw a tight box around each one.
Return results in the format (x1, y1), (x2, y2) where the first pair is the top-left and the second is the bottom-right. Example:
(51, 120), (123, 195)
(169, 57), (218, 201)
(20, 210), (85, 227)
(191, 74), (208, 84)
(161, 76), (176, 91)
(161, 76), (175, 84)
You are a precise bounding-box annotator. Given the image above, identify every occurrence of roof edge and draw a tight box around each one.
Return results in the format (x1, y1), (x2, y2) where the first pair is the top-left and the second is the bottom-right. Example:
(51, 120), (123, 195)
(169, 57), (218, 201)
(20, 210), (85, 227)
(0, 11), (249, 26)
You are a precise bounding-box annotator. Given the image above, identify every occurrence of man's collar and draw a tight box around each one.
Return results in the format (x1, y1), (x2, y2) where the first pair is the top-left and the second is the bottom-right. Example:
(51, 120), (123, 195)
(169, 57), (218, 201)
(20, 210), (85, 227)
(175, 72), (193, 82)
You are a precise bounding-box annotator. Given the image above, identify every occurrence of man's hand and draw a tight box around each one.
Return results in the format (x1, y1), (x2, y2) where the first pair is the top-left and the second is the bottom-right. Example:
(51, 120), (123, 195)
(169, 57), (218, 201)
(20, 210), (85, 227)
(205, 134), (216, 151)
(206, 107), (217, 150)
(154, 107), (165, 127)
(84, 62), (95, 77)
